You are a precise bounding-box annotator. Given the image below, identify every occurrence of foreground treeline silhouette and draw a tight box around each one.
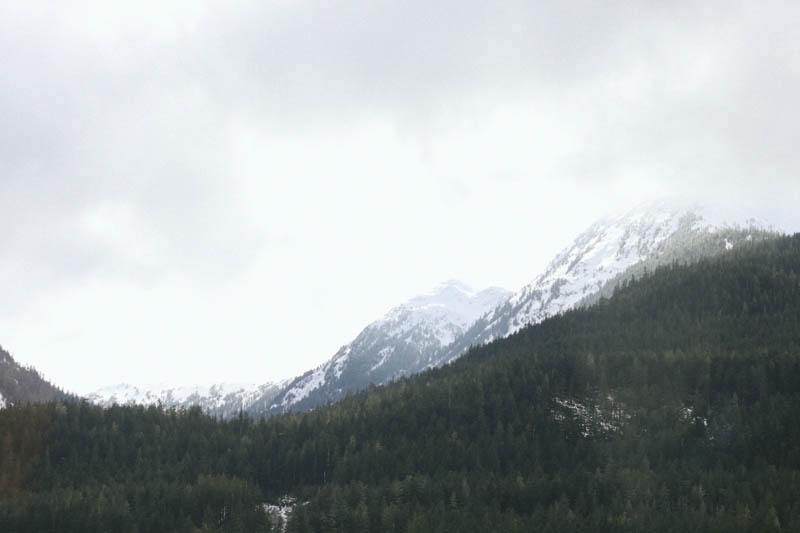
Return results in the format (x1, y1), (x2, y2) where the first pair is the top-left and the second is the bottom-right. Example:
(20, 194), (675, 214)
(2, 235), (800, 531)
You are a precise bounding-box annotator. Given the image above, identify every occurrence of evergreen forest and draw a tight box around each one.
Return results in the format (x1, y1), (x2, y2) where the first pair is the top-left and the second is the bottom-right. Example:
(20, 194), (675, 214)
(2, 235), (800, 531)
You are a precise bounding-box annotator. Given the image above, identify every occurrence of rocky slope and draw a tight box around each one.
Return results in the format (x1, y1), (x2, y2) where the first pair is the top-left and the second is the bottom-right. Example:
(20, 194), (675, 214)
(250, 281), (511, 415)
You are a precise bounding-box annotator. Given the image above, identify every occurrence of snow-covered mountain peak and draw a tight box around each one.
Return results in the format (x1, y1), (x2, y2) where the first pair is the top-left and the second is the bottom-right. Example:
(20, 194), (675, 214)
(598, 198), (775, 235)
(386, 281), (508, 326)
(439, 201), (780, 360)
(506, 203), (690, 309)
(260, 281), (511, 414)
(87, 381), (282, 418)
(89, 382), (257, 404)
(398, 279), (481, 311)
(429, 279), (477, 295)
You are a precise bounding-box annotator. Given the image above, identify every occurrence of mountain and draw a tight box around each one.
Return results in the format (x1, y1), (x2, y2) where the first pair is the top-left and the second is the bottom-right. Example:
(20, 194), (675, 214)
(87, 381), (282, 418)
(251, 280), (511, 415)
(438, 201), (779, 364)
(0, 345), (73, 407)
(4, 234), (800, 530)
(252, 202), (779, 417)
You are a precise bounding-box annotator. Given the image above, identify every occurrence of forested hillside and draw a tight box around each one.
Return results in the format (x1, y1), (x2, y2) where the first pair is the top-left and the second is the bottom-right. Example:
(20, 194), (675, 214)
(0, 347), (73, 407)
(2, 235), (799, 531)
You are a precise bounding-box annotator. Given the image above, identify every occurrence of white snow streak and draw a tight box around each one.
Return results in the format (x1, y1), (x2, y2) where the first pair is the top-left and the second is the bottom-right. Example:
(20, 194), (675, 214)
(370, 346), (395, 372)
(281, 366), (326, 407)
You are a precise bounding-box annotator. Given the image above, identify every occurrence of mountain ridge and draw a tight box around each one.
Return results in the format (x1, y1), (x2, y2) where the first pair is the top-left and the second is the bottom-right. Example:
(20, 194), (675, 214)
(78, 201), (783, 418)
(250, 280), (511, 415)
(87, 381), (283, 418)
(436, 201), (780, 365)
(255, 201), (782, 416)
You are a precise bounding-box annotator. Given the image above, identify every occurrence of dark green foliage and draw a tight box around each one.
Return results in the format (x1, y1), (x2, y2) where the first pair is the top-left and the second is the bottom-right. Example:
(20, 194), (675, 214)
(2, 235), (800, 531)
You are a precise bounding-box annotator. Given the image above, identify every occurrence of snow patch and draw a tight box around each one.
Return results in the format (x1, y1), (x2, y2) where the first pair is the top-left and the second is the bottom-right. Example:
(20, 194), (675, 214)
(332, 346), (351, 379)
(281, 366), (326, 407)
(87, 381), (272, 414)
(552, 396), (628, 437)
(370, 346), (395, 372)
(263, 496), (300, 532)
(679, 405), (708, 427)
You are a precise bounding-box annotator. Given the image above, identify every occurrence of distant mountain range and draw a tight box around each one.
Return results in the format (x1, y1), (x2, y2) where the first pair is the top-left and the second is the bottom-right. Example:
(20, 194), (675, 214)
(250, 201), (779, 416)
(87, 382), (283, 418)
(3, 201), (782, 417)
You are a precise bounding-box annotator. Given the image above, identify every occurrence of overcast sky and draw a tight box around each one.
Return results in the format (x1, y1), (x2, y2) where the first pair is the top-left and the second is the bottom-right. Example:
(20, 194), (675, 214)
(2, 1), (799, 394)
